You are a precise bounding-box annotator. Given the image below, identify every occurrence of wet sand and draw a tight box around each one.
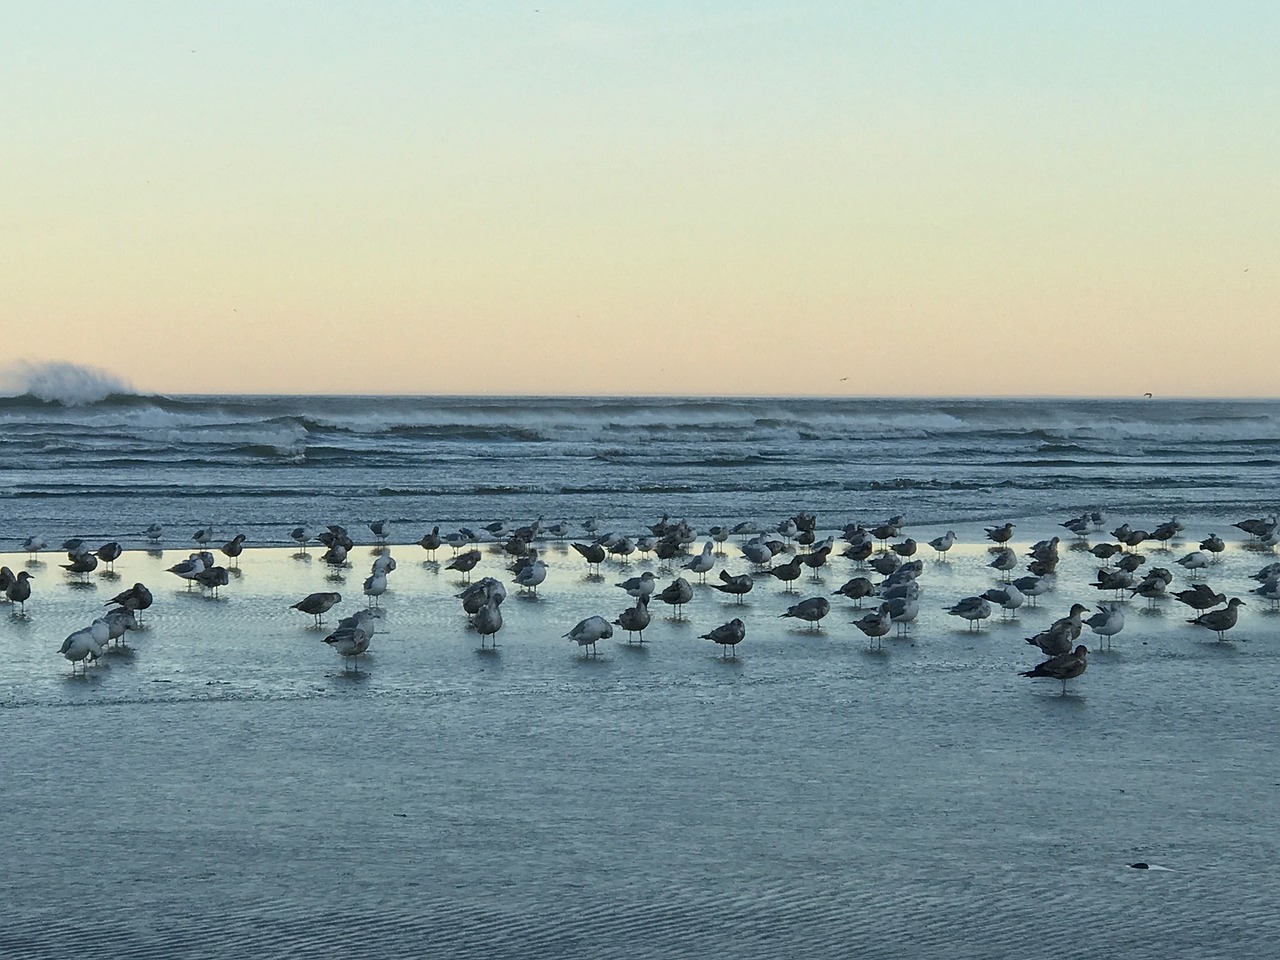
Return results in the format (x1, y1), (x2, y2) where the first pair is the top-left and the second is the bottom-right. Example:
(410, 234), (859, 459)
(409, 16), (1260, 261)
(3, 532), (1279, 958)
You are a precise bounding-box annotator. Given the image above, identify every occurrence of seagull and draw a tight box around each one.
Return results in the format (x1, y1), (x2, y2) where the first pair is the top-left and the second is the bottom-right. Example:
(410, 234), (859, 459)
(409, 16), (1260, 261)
(1011, 574), (1050, 606)
(458, 577), (507, 617)
(1235, 515), (1278, 540)
(220, 534), (247, 567)
(21, 535), (48, 557)
(417, 526), (442, 558)
(779, 596), (830, 630)
(571, 541), (606, 573)
(1172, 584), (1226, 611)
(565, 615), (613, 656)
(947, 596), (992, 631)
(513, 557), (548, 594)
(711, 570), (754, 602)
(614, 595), (652, 643)
(1198, 534), (1225, 561)
(371, 552), (397, 576)
(988, 547), (1018, 580)
(740, 539), (775, 568)
(1089, 542), (1125, 560)
(369, 519), (391, 543)
(106, 581), (151, 620)
(321, 542), (348, 566)
(1175, 551), (1210, 576)
(885, 596), (919, 635)
(1021, 645), (1088, 695)
(291, 591), (342, 625)
(701, 618), (745, 657)
(97, 609), (138, 648)
(852, 604), (892, 650)
(1188, 597), (1245, 641)
(324, 620), (372, 670)
(363, 570), (388, 607)
(60, 625), (105, 673)
(97, 539), (127, 564)
(928, 531), (956, 558)
(982, 583), (1024, 618)
(1025, 603), (1089, 657)
(144, 524), (164, 543)
(62, 550), (98, 579)
(985, 522), (1014, 546)
(1085, 604), (1125, 650)
(655, 576), (694, 617)
(194, 565), (230, 597)
(682, 542), (715, 581)
(473, 595), (504, 648)
(192, 526), (214, 548)
(446, 549), (482, 581)
(290, 526), (312, 553)
(833, 575), (876, 607)
(765, 555), (804, 592)
(1250, 578), (1280, 609)
(6, 571), (34, 613)
(617, 571), (656, 599)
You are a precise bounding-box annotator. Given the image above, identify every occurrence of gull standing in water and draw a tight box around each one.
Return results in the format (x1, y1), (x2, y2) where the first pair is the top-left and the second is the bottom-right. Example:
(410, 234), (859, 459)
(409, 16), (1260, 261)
(107, 582), (152, 621)
(1188, 597), (1245, 641)
(324, 614), (373, 670)
(417, 526), (442, 559)
(780, 596), (830, 630)
(565, 616), (613, 657)
(473, 595), (504, 649)
(947, 596), (992, 631)
(655, 576), (694, 617)
(96, 542), (123, 571)
(363, 569), (388, 607)
(6, 571), (34, 613)
(292, 591), (342, 625)
(853, 604), (892, 650)
(221, 534), (247, 568)
(60, 625), (105, 673)
(1086, 604), (1125, 650)
(1022, 645), (1088, 695)
(711, 570), (754, 603)
(682, 541), (715, 582)
(513, 555), (548, 594)
(982, 583), (1024, 619)
(702, 618), (745, 657)
(1026, 603), (1089, 657)
(62, 549), (98, 580)
(617, 571), (656, 599)
(928, 531), (956, 559)
(614, 594), (652, 643)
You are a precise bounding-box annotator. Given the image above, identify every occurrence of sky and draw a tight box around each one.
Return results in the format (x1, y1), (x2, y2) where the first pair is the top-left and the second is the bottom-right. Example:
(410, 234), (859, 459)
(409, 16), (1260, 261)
(2, 1), (1277, 397)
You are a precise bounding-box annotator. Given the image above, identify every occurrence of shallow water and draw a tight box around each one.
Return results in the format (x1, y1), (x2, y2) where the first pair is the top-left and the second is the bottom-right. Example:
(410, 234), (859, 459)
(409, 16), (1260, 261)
(4, 536), (1278, 958)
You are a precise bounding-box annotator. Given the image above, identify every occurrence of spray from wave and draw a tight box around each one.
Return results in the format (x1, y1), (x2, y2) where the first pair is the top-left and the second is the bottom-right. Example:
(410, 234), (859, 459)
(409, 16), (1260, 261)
(0, 360), (135, 406)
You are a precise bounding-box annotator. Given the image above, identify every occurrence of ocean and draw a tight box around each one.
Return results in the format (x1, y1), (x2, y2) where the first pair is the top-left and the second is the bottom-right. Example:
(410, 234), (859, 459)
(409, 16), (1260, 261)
(3, 379), (1279, 958)
(3, 386), (1279, 545)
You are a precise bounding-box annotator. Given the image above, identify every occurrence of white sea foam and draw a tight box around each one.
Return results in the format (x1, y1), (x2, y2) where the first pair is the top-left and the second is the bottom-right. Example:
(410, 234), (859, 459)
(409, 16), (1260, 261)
(0, 360), (134, 406)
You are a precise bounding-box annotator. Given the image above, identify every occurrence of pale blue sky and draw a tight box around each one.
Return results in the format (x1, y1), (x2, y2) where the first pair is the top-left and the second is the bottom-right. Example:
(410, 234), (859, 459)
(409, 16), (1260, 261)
(3, 2), (1276, 395)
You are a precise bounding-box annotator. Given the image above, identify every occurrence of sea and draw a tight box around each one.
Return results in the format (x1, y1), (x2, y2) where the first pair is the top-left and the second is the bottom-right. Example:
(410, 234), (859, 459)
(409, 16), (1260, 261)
(2, 376), (1278, 545)
(3, 371), (1279, 958)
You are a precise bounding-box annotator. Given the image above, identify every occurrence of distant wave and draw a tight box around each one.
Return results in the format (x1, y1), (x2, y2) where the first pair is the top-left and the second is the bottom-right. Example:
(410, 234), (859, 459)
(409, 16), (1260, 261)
(0, 360), (137, 407)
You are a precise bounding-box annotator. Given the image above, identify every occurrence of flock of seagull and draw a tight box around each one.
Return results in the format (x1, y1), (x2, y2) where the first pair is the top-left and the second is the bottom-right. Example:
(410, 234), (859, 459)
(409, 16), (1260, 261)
(6, 510), (1274, 692)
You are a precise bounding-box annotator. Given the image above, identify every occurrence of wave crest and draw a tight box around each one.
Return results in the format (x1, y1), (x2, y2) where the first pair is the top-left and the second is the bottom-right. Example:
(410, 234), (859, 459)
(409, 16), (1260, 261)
(0, 360), (135, 406)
